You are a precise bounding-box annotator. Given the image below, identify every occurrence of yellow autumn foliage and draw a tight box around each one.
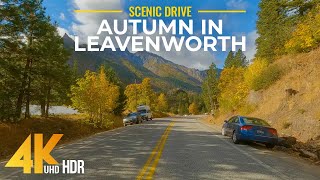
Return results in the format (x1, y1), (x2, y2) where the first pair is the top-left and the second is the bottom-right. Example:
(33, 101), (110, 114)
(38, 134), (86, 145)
(124, 78), (156, 111)
(285, 5), (320, 53)
(70, 67), (120, 127)
(244, 58), (269, 89)
(157, 93), (168, 112)
(188, 102), (199, 115)
(218, 67), (249, 112)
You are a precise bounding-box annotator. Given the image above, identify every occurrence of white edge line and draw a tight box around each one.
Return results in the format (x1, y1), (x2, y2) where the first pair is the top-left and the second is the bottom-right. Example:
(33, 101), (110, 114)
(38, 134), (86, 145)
(198, 120), (290, 180)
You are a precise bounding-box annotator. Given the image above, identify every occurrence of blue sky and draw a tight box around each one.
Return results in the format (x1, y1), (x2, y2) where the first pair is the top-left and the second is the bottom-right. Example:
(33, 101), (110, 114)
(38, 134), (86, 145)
(43, 0), (260, 70)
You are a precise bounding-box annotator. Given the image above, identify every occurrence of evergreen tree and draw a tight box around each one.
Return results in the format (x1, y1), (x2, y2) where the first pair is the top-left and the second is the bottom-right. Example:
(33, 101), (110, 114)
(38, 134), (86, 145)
(233, 49), (248, 67)
(33, 24), (71, 117)
(256, 0), (288, 61)
(202, 63), (220, 113)
(224, 51), (235, 68)
(0, 0), (71, 120)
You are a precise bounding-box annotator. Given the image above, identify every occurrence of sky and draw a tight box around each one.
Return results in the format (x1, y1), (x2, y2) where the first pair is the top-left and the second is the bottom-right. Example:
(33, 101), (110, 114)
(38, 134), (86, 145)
(43, 0), (260, 70)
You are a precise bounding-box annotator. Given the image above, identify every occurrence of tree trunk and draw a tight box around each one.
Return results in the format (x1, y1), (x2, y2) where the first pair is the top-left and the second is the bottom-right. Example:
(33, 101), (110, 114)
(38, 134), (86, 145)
(25, 72), (32, 119)
(45, 84), (51, 118)
(40, 99), (46, 117)
(22, 35), (34, 119)
(16, 58), (32, 119)
(25, 57), (34, 119)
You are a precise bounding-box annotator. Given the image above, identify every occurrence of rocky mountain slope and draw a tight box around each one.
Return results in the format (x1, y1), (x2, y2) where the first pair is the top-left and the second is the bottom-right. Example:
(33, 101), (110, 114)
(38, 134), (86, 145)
(63, 34), (209, 92)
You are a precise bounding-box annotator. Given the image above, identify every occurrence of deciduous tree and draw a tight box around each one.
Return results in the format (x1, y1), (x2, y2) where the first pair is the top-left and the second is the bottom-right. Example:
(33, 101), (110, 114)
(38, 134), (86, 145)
(157, 93), (168, 112)
(188, 102), (199, 115)
(70, 67), (120, 127)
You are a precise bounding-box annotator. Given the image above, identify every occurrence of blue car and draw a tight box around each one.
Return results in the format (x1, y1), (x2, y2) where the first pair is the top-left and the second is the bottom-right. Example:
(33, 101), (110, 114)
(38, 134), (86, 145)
(222, 116), (278, 148)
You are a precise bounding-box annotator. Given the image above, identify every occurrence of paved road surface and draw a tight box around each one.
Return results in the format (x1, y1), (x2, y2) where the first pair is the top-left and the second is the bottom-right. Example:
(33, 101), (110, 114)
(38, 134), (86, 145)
(1, 117), (320, 179)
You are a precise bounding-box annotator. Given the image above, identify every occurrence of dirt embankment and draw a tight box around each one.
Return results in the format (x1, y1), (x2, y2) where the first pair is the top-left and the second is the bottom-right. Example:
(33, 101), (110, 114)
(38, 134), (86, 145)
(0, 115), (123, 160)
(248, 48), (320, 143)
(210, 48), (320, 158)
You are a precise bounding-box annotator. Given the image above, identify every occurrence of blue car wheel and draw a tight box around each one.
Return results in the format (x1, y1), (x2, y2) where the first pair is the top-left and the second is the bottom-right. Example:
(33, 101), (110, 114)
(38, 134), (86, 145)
(221, 128), (226, 136)
(232, 131), (240, 144)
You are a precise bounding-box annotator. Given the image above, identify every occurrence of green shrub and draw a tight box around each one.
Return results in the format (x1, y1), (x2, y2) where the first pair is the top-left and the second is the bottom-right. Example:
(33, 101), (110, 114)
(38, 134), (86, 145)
(252, 64), (283, 91)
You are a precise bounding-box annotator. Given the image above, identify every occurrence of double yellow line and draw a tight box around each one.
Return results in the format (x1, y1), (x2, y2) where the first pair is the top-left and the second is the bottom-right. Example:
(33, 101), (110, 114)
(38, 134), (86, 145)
(137, 122), (175, 180)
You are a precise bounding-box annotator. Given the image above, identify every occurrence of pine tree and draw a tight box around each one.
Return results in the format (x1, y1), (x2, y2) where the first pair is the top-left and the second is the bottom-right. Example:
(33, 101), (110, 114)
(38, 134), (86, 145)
(33, 23), (71, 117)
(0, 0), (69, 120)
(256, 0), (288, 61)
(233, 49), (248, 67)
(224, 51), (235, 68)
(202, 63), (220, 113)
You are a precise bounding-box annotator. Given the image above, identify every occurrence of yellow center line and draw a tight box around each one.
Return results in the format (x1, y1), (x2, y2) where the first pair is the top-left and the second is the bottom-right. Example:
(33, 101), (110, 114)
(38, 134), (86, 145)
(137, 122), (174, 180)
(198, 10), (246, 13)
(137, 126), (170, 179)
(146, 125), (173, 179)
(74, 10), (123, 13)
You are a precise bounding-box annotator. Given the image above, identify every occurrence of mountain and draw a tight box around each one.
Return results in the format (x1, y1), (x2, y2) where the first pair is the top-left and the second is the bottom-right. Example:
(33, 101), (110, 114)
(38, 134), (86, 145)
(62, 34), (210, 92)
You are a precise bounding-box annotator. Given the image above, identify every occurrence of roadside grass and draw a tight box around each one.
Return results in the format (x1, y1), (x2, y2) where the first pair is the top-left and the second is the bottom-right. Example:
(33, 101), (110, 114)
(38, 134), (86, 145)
(0, 114), (123, 160)
(153, 111), (170, 118)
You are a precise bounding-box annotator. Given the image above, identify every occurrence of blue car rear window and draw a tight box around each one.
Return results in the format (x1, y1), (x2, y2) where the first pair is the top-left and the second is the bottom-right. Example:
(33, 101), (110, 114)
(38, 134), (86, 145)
(138, 110), (147, 113)
(242, 117), (270, 126)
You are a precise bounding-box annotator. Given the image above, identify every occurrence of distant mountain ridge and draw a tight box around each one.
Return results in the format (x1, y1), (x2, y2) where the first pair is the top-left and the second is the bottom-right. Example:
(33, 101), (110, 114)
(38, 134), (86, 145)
(63, 34), (212, 92)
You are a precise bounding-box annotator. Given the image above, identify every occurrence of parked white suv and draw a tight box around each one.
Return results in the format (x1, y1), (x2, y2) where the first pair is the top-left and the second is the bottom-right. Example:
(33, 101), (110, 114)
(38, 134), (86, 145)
(137, 105), (153, 121)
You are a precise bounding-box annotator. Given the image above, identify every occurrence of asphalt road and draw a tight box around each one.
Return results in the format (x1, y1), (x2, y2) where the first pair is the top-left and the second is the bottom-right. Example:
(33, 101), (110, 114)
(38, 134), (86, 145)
(1, 117), (320, 179)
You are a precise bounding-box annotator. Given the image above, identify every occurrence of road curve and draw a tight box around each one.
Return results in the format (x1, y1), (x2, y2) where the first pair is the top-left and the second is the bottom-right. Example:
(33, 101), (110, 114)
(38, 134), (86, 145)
(1, 117), (320, 179)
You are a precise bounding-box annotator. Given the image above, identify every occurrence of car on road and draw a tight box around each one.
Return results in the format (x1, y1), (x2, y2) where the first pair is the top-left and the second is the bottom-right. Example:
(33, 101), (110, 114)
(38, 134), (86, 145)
(222, 116), (278, 148)
(123, 112), (143, 126)
(137, 105), (153, 121)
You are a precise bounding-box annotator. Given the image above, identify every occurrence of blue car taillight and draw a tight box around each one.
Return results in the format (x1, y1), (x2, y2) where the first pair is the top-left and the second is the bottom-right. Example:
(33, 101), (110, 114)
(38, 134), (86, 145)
(241, 125), (253, 131)
(268, 128), (278, 137)
(240, 125), (253, 134)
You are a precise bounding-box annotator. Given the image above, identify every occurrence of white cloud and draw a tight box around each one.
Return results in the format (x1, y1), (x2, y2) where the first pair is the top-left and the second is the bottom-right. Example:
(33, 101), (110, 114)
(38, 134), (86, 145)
(57, 27), (69, 37)
(244, 30), (258, 61)
(71, 0), (128, 41)
(57, 27), (75, 40)
(226, 0), (249, 9)
(60, 13), (66, 20)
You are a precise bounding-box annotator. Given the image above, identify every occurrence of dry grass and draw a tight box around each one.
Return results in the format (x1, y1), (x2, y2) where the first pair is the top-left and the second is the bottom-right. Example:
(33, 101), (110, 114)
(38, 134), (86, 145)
(282, 122), (292, 129)
(247, 48), (320, 142)
(153, 111), (170, 118)
(0, 114), (123, 160)
(210, 48), (320, 142)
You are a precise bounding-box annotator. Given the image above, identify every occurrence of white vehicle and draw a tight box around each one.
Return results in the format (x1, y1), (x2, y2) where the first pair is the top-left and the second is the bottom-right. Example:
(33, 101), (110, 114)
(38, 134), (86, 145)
(137, 105), (153, 121)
